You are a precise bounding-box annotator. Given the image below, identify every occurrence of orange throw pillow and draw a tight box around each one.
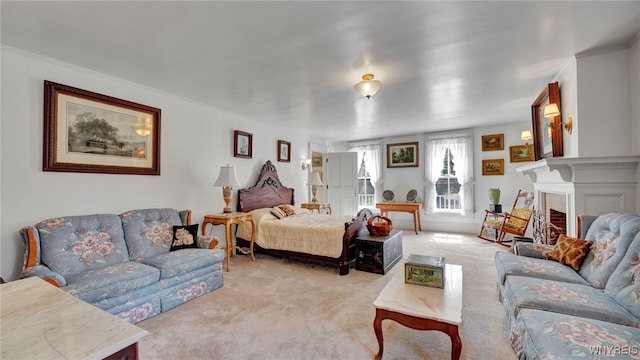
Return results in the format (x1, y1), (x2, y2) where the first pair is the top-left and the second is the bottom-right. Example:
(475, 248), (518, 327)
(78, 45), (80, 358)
(543, 234), (593, 270)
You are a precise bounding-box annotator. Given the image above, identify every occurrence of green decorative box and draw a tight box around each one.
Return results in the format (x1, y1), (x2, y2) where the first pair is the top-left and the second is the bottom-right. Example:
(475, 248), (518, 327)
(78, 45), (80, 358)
(404, 254), (445, 288)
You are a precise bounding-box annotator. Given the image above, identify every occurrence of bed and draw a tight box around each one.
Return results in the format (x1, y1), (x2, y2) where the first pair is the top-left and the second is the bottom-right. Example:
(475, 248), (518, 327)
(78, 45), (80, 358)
(235, 160), (372, 275)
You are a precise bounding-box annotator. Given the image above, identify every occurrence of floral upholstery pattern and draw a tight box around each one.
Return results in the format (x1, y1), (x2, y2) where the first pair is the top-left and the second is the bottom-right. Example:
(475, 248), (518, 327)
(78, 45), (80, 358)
(605, 233), (640, 319)
(515, 309), (640, 360)
(121, 208), (183, 261)
(19, 208), (225, 323)
(36, 214), (129, 277)
(496, 213), (640, 359)
(502, 276), (640, 329)
(495, 252), (589, 286)
(579, 213), (640, 289)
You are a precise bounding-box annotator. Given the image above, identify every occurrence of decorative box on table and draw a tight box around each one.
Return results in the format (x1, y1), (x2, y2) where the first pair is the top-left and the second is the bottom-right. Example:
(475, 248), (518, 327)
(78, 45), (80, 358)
(404, 254), (446, 288)
(355, 229), (403, 274)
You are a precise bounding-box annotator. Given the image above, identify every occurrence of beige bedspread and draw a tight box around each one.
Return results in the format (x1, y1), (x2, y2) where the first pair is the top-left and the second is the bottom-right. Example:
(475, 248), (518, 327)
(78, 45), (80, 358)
(236, 207), (353, 258)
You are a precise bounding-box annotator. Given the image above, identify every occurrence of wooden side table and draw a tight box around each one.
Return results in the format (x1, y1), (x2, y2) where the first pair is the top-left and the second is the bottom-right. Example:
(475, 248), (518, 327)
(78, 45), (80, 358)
(300, 203), (332, 214)
(376, 202), (423, 234)
(202, 213), (255, 272)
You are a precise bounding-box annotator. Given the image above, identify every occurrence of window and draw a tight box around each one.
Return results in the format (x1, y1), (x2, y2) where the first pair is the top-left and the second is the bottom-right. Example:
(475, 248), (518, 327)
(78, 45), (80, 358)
(348, 143), (381, 210)
(425, 134), (473, 216)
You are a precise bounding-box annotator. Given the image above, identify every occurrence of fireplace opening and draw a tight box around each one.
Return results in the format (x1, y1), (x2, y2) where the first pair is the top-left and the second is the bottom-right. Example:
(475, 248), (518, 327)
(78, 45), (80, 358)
(540, 192), (567, 244)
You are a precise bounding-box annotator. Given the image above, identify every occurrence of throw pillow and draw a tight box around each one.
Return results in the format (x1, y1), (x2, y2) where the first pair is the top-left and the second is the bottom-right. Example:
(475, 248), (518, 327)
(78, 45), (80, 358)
(170, 224), (199, 251)
(277, 204), (296, 216)
(271, 206), (288, 219)
(543, 234), (593, 270)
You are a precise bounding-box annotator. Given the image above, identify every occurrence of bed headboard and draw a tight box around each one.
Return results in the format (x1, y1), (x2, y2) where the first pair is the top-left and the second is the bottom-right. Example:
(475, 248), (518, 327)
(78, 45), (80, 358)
(237, 160), (295, 212)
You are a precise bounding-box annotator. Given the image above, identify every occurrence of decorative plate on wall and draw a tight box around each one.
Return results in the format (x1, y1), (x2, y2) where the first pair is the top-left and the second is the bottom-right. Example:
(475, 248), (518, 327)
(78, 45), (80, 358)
(382, 190), (395, 201)
(406, 189), (417, 202)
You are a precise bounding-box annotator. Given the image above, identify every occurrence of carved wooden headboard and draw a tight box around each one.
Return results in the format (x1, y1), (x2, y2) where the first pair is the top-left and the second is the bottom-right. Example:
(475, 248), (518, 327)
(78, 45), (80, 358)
(237, 160), (295, 212)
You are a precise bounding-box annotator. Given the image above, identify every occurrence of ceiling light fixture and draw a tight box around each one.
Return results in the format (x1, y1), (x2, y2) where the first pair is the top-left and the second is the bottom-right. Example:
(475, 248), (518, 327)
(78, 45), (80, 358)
(354, 73), (382, 99)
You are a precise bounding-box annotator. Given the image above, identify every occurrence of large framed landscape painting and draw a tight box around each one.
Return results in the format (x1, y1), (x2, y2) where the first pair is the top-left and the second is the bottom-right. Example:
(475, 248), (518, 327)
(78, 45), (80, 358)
(387, 142), (419, 168)
(43, 81), (161, 175)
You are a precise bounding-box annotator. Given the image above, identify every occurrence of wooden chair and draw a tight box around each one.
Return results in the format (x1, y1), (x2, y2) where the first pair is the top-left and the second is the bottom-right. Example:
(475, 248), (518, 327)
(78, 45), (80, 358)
(477, 190), (534, 246)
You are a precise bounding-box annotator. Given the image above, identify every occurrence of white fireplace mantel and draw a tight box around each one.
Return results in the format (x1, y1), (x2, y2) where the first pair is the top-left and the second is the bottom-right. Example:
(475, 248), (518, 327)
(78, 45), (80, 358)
(516, 156), (639, 236)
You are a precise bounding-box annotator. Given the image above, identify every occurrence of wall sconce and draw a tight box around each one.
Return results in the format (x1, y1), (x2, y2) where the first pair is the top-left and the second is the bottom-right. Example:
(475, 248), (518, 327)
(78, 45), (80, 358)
(301, 159), (311, 170)
(354, 73), (383, 99)
(213, 164), (241, 213)
(544, 103), (573, 134)
(521, 130), (532, 145)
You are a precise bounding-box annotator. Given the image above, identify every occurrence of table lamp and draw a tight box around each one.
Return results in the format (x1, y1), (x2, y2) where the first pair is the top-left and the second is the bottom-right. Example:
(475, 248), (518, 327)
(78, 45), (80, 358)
(309, 172), (324, 204)
(213, 164), (241, 213)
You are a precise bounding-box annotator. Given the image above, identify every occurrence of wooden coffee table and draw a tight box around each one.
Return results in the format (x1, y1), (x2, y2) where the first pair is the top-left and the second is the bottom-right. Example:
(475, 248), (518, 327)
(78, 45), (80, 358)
(373, 264), (463, 360)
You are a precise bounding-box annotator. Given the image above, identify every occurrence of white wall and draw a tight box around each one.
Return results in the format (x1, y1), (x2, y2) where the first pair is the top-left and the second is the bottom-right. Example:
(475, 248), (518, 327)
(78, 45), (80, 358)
(332, 122), (533, 234)
(0, 47), (313, 280)
(575, 47), (633, 157)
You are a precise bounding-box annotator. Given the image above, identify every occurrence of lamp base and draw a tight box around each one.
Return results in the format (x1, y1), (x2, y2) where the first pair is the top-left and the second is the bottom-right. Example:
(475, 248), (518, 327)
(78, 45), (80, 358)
(222, 186), (233, 214)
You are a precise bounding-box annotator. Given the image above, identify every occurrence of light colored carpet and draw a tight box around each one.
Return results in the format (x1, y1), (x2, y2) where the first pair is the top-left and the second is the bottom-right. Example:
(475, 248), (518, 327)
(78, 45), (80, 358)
(137, 231), (517, 360)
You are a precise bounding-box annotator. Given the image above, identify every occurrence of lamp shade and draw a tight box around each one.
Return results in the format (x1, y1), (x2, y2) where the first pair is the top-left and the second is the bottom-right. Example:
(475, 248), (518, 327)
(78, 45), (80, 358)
(521, 130), (532, 141)
(543, 103), (560, 118)
(354, 73), (382, 99)
(213, 165), (241, 187)
(309, 172), (323, 186)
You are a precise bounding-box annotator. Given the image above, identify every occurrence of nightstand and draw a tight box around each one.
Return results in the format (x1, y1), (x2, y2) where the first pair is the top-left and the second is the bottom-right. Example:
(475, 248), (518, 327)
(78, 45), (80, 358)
(202, 213), (255, 271)
(300, 203), (332, 214)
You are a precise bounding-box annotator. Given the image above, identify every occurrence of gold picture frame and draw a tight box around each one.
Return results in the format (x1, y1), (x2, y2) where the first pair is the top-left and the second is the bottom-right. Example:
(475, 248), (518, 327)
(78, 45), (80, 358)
(481, 134), (504, 151)
(43, 81), (161, 175)
(387, 142), (419, 168)
(482, 159), (504, 176)
(509, 145), (534, 163)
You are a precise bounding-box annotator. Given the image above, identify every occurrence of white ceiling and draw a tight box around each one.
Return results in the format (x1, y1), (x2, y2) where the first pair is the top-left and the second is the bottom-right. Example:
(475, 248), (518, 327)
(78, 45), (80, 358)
(2, 1), (639, 142)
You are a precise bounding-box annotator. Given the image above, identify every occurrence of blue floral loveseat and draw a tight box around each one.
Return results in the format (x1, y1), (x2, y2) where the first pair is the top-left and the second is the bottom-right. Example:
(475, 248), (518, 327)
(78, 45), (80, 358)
(494, 213), (640, 359)
(20, 208), (225, 323)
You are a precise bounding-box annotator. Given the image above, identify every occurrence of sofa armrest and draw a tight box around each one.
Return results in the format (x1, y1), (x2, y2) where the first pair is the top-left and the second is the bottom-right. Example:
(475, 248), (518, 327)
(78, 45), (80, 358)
(577, 215), (598, 238)
(20, 265), (67, 287)
(198, 235), (219, 249)
(513, 243), (555, 259)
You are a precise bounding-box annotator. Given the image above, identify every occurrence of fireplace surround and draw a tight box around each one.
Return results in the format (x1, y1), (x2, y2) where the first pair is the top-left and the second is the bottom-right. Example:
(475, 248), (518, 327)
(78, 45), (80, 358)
(516, 156), (639, 236)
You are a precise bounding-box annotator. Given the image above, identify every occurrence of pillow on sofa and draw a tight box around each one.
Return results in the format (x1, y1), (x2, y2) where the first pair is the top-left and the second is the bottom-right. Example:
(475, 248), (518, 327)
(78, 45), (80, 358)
(271, 206), (288, 219)
(543, 234), (593, 270)
(170, 224), (199, 251)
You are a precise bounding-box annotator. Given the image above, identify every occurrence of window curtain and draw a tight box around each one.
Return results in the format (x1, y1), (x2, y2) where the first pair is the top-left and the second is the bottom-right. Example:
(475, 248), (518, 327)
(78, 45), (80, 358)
(348, 143), (382, 202)
(448, 135), (474, 216)
(424, 139), (448, 213)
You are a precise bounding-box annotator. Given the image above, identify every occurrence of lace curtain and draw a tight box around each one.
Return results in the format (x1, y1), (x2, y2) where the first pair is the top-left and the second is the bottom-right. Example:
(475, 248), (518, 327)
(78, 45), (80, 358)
(348, 142), (382, 203)
(425, 135), (474, 215)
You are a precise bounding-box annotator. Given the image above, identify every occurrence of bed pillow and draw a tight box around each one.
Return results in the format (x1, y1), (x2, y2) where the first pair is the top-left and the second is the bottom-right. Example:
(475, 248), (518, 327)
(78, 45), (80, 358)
(271, 206), (288, 219)
(277, 204), (296, 216)
(170, 224), (199, 251)
(543, 234), (593, 270)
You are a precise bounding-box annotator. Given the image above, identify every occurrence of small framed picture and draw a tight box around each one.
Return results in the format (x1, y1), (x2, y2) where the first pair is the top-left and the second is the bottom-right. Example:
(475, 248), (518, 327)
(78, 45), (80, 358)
(277, 140), (291, 162)
(481, 134), (504, 151)
(482, 159), (504, 175)
(234, 130), (252, 158)
(509, 144), (534, 163)
(387, 142), (419, 168)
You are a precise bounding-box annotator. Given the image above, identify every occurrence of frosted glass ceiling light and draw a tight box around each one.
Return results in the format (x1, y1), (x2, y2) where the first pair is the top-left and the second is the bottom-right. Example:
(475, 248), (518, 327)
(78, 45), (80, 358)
(354, 73), (382, 99)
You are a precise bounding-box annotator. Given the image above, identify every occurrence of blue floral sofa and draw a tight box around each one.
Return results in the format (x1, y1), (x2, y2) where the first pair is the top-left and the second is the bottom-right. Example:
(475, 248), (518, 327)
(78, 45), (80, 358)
(19, 208), (225, 323)
(494, 213), (640, 359)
